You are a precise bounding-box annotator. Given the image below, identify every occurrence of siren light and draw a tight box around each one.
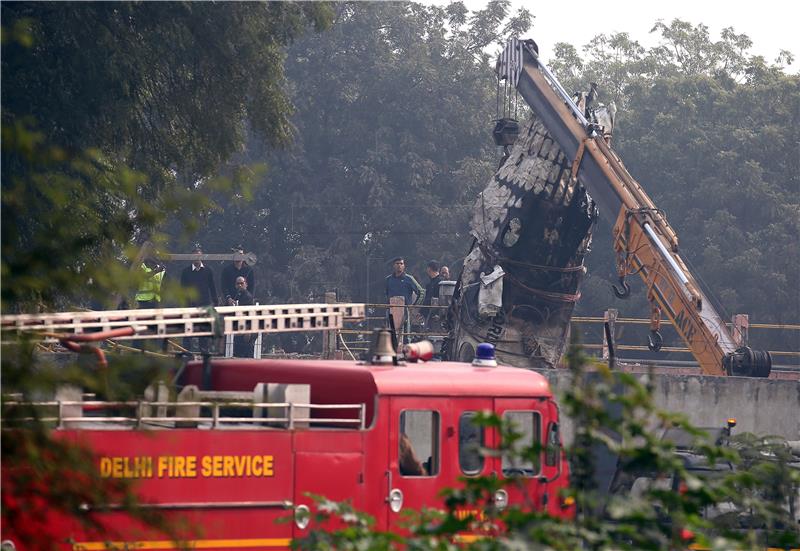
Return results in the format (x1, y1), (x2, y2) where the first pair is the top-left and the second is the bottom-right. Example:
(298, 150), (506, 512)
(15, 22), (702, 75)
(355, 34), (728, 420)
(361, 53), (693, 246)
(473, 343), (497, 367)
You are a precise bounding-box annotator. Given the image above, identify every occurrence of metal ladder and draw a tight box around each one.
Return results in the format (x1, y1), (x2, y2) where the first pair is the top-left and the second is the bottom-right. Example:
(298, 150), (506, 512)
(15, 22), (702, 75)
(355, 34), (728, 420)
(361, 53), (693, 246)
(1, 303), (365, 343)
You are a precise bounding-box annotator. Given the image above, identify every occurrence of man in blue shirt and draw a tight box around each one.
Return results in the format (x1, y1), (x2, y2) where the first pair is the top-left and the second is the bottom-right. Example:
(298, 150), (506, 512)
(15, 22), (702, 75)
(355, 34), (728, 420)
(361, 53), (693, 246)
(385, 257), (424, 341)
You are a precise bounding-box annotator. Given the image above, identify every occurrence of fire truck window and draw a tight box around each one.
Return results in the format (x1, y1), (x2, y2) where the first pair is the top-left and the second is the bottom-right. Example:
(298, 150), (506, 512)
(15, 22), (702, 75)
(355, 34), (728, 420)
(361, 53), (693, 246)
(399, 410), (439, 477)
(501, 411), (541, 477)
(459, 412), (484, 476)
(545, 422), (560, 467)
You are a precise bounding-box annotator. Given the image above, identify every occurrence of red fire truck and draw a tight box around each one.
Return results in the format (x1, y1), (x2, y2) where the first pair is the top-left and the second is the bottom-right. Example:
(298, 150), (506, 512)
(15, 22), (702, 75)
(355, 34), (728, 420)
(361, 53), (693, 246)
(1, 303), (573, 550)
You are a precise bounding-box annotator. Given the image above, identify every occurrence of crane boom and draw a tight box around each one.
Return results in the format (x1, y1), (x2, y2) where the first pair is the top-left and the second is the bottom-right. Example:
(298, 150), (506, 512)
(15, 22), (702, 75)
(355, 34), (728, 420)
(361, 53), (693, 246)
(498, 38), (770, 377)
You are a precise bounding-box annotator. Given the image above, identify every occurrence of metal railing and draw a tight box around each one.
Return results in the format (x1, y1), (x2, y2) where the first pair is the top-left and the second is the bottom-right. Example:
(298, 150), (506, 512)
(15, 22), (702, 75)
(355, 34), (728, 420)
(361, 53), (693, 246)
(2, 399), (367, 430)
(337, 303), (800, 367)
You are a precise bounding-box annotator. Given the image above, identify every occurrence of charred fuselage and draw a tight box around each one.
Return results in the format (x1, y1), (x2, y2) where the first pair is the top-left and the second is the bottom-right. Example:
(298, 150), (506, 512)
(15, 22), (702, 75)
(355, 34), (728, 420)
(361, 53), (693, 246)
(445, 115), (596, 368)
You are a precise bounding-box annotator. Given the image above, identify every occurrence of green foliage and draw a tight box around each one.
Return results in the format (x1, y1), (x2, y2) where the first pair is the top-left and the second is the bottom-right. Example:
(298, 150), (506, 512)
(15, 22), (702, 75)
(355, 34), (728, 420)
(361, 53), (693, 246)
(0, 4), (331, 311)
(1, 3), (332, 547)
(291, 495), (403, 550)
(725, 434), (800, 548)
(1, 2), (332, 310)
(190, 1), (531, 303)
(1, 2), (333, 182)
(0, 110), (268, 310)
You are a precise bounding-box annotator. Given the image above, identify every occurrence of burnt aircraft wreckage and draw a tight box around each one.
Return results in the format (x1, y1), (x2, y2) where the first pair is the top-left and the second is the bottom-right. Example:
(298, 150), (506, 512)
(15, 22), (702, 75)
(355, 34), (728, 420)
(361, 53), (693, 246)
(443, 116), (598, 368)
(445, 38), (770, 377)
(443, 42), (606, 369)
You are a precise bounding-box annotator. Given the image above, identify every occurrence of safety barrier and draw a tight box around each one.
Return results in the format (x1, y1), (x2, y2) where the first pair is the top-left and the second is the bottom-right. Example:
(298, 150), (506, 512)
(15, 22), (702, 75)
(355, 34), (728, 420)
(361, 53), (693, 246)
(336, 303), (800, 371)
(6, 301), (795, 371)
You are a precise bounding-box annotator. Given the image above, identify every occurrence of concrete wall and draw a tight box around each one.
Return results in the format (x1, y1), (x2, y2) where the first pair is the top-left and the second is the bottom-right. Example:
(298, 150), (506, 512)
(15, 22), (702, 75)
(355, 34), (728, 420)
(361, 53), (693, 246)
(535, 370), (800, 444)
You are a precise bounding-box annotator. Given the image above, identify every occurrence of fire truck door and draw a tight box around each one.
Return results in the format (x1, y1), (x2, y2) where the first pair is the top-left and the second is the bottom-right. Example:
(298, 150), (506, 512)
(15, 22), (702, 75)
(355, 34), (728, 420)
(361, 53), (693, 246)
(493, 398), (547, 511)
(292, 431), (365, 539)
(387, 397), (450, 528)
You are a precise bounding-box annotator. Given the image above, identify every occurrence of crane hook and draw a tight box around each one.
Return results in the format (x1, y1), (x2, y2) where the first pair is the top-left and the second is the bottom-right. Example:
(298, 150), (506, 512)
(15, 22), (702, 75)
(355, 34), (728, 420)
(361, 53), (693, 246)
(647, 330), (663, 352)
(611, 277), (630, 299)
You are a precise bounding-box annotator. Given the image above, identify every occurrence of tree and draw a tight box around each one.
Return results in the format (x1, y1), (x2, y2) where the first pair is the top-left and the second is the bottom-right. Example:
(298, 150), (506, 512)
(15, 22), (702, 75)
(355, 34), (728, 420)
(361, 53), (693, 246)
(2, 2), (334, 310)
(191, 1), (534, 311)
(1, 5), (333, 546)
(2, 2), (333, 184)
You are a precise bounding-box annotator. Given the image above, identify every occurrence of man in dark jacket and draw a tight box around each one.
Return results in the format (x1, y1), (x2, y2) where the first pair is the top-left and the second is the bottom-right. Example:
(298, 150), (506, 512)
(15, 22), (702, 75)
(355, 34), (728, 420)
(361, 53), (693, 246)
(227, 276), (255, 358)
(221, 244), (255, 302)
(179, 244), (217, 353)
(422, 260), (443, 324)
(180, 244), (218, 307)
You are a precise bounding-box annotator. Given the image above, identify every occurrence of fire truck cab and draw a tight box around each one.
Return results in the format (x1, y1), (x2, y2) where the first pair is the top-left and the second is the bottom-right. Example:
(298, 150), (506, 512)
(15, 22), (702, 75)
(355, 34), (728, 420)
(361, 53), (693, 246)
(1, 306), (571, 550)
(51, 348), (569, 549)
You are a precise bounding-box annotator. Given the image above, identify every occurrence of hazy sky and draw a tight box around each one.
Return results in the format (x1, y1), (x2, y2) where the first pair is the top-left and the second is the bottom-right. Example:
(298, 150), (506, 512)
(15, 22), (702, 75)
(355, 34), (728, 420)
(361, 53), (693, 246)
(427, 0), (798, 66)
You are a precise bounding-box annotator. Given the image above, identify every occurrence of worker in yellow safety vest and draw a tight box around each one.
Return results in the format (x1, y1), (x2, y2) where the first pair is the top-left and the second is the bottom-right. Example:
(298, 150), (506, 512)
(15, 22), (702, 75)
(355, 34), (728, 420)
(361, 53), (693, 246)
(135, 259), (165, 309)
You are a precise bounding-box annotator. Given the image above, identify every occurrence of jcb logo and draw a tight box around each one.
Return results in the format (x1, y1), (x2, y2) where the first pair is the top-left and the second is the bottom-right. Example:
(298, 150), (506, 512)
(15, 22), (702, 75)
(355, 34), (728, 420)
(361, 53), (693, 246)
(673, 308), (697, 343)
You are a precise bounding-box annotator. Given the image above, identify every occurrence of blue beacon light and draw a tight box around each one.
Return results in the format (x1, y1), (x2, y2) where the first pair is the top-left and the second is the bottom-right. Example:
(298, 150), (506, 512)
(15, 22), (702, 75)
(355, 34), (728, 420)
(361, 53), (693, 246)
(473, 343), (498, 367)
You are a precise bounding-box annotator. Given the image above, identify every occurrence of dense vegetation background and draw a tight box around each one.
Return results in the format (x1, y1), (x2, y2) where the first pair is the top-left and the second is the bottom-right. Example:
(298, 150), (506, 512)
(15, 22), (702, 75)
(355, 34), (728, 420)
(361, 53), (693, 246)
(200, 2), (798, 355)
(1, 3), (334, 546)
(3, 1), (798, 355)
